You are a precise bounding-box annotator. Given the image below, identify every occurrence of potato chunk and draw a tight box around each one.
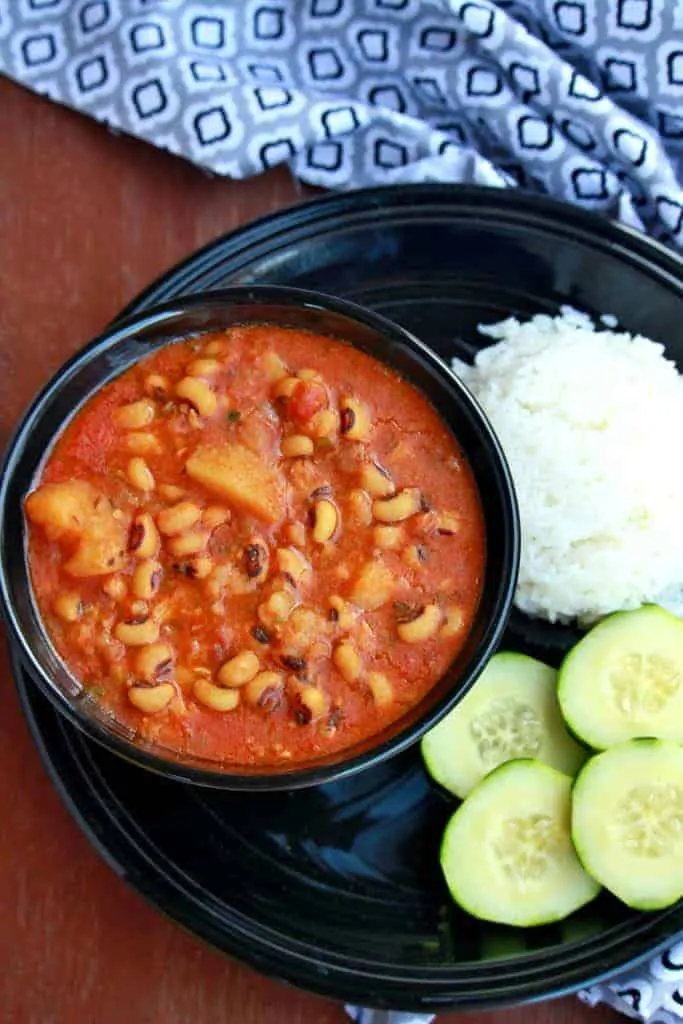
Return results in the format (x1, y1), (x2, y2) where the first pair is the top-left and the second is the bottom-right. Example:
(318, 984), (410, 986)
(64, 533), (126, 578)
(349, 559), (396, 610)
(186, 443), (284, 524)
(25, 481), (127, 577)
(25, 481), (98, 541)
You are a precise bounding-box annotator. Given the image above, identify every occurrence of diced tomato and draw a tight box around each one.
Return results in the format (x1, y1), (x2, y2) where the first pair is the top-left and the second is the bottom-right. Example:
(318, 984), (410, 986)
(288, 380), (327, 424)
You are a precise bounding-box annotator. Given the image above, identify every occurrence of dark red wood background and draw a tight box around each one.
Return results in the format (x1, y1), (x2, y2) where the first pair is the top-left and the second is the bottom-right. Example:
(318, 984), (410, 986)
(0, 77), (621, 1024)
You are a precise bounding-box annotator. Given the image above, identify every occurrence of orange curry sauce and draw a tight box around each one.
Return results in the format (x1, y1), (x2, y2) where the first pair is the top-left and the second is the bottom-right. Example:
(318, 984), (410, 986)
(25, 325), (486, 765)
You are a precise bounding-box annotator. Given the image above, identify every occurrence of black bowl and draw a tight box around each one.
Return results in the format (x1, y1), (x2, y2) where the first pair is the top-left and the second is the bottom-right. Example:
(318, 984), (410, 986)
(0, 286), (519, 790)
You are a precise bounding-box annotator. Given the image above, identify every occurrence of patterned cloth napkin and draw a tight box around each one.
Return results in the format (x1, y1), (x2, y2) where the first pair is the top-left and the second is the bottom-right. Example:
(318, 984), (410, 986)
(2, 1), (683, 1020)
(345, 939), (683, 1024)
(0, 0), (681, 245)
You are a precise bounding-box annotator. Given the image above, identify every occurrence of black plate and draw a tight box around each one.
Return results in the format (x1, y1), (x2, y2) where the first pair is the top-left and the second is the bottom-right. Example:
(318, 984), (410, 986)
(13, 186), (683, 1011)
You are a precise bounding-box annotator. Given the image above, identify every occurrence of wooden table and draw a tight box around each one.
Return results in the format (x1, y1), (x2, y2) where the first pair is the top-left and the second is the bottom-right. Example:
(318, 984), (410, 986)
(0, 77), (621, 1024)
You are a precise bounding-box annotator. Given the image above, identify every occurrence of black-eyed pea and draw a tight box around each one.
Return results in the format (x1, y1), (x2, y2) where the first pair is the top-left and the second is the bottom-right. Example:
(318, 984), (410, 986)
(193, 677), (241, 712)
(359, 461), (395, 498)
(134, 642), (174, 683)
(202, 505), (230, 530)
(275, 547), (311, 587)
(310, 498), (339, 543)
(339, 396), (371, 441)
(272, 376), (299, 400)
(298, 367), (323, 383)
(332, 642), (362, 682)
(281, 652), (307, 676)
(311, 408), (338, 442)
(167, 530), (210, 558)
(114, 399), (156, 430)
(144, 373), (170, 400)
(243, 539), (269, 580)
(328, 595), (357, 631)
(53, 591), (83, 622)
(373, 525), (403, 550)
(373, 488), (422, 523)
(128, 682), (175, 714)
(186, 357), (221, 378)
(114, 616), (160, 646)
(257, 589), (297, 630)
(158, 483), (185, 503)
(347, 489), (372, 526)
(185, 555), (213, 580)
(251, 625), (271, 646)
(157, 500), (202, 536)
(127, 457), (155, 492)
(217, 651), (260, 687)
(281, 434), (314, 458)
(129, 513), (160, 560)
(269, 589), (297, 623)
(402, 544), (429, 569)
(175, 376), (217, 418)
(397, 604), (442, 643)
(440, 605), (466, 638)
(290, 681), (327, 724)
(131, 559), (162, 600)
(436, 512), (460, 535)
(103, 575), (127, 601)
(203, 338), (226, 356)
(262, 351), (288, 382)
(245, 670), (284, 711)
(367, 671), (393, 707)
(126, 432), (163, 455)
(309, 484), (333, 501)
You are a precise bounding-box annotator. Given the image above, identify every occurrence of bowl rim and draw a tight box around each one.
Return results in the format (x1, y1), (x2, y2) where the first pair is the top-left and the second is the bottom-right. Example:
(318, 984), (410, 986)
(0, 284), (520, 789)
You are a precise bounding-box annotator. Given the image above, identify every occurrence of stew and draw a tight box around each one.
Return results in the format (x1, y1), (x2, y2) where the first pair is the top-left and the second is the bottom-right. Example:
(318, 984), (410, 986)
(25, 324), (486, 765)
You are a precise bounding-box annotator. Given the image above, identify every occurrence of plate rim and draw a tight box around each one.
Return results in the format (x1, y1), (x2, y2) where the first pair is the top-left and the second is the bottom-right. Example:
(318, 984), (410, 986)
(117, 184), (683, 321)
(13, 182), (683, 1012)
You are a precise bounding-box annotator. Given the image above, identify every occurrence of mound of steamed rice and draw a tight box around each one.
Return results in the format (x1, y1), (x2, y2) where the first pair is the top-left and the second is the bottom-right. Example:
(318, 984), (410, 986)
(453, 308), (683, 624)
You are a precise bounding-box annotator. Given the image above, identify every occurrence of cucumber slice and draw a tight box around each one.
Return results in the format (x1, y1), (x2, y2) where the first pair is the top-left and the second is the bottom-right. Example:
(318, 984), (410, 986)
(422, 652), (586, 798)
(558, 605), (683, 749)
(440, 760), (600, 926)
(572, 739), (683, 910)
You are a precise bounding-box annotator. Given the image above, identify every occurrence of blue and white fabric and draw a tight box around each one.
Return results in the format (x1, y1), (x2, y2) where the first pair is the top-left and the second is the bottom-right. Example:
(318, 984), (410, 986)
(0, 0), (681, 246)
(345, 939), (683, 1023)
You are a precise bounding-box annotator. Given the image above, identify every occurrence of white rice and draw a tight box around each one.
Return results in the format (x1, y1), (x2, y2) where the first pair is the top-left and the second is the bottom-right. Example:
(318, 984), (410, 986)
(452, 308), (683, 623)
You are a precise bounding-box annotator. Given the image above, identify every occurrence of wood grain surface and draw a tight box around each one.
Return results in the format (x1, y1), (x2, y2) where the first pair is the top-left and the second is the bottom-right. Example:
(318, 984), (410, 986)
(0, 77), (621, 1024)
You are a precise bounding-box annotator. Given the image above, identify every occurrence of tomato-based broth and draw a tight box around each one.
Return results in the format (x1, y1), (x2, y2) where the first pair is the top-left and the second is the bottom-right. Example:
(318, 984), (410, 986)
(25, 324), (486, 766)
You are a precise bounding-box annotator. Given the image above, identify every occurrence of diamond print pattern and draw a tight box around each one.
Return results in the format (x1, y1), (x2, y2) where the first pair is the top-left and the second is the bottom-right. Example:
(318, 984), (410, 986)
(0, 0), (679, 255)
